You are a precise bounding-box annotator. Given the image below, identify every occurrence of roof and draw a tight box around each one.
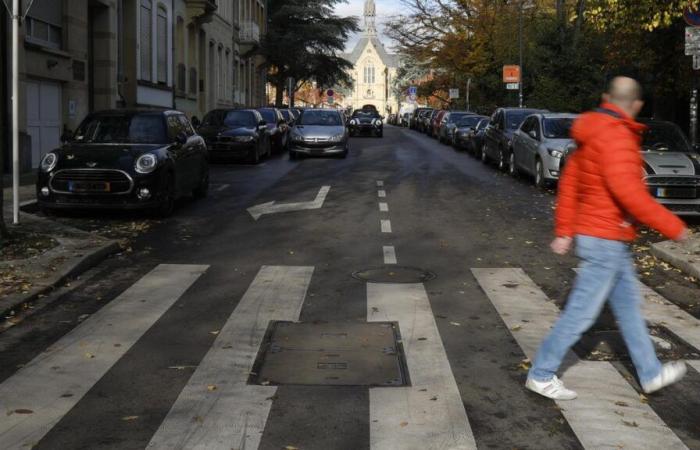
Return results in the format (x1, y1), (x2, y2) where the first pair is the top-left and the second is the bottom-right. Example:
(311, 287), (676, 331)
(344, 36), (399, 68)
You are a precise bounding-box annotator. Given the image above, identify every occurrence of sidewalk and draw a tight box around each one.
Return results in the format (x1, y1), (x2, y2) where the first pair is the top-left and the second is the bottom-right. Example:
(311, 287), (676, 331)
(652, 237), (700, 281)
(1, 180), (120, 323)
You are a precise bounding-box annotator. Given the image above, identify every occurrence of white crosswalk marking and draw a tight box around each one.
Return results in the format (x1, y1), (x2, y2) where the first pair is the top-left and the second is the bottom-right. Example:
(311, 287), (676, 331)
(0, 264), (208, 450)
(367, 283), (477, 450)
(473, 268), (687, 450)
(147, 265), (313, 450)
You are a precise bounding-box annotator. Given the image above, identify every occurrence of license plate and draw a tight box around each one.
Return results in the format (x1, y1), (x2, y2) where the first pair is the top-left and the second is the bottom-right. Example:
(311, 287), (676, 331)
(69, 181), (111, 193)
(656, 187), (697, 199)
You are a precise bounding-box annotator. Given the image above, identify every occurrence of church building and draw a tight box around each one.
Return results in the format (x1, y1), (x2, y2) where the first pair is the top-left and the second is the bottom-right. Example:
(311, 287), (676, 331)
(342, 0), (399, 114)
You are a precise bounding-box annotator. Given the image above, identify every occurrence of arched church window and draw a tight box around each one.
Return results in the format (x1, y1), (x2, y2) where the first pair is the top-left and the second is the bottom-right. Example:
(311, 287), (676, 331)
(364, 63), (375, 84)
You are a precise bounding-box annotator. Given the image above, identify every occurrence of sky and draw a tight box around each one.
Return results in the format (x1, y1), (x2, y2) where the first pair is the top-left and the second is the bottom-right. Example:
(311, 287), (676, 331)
(336, 0), (403, 52)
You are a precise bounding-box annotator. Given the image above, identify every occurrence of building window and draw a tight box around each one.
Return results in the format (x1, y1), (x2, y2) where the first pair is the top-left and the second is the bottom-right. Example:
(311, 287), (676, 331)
(225, 50), (231, 101)
(157, 5), (168, 84)
(364, 63), (375, 84)
(140, 0), (152, 81)
(25, 0), (63, 49)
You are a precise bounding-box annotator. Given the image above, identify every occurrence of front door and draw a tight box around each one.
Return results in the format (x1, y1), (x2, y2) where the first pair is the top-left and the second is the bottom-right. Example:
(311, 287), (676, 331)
(26, 80), (62, 168)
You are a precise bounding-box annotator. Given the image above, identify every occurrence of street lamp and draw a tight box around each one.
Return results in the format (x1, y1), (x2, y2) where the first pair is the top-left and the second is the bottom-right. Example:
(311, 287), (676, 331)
(518, 0), (535, 108)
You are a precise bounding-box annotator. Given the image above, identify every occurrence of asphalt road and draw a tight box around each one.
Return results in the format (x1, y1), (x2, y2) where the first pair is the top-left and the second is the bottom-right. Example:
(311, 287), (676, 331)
(1, 125), (700, 450)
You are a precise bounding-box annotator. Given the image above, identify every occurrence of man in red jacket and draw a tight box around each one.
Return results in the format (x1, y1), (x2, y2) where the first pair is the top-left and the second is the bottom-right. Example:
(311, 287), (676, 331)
(526, 77), (690, 400)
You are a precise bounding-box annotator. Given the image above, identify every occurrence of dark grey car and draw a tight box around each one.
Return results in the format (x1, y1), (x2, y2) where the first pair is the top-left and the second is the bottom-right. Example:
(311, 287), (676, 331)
(482, 107), (546, 171)
(452, 116), (489, 152)
(438, 111), (477, 144)
(288, 109), (349, 159)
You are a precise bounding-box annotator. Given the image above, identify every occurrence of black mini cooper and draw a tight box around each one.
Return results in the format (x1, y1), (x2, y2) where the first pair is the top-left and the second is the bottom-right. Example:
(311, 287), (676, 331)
(36, 109), (209, 217)
(348, 109), (384, 137)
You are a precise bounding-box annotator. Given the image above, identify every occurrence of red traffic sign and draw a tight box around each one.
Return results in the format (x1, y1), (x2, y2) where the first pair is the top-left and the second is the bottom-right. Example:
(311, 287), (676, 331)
(685, 7), (700, 26)
(503, 65), (521, 83)
(326, 89), (335, 97)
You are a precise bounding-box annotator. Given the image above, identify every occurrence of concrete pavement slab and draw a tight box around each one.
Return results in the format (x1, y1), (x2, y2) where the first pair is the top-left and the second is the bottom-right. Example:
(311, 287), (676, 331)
(651, 238), (700, 280)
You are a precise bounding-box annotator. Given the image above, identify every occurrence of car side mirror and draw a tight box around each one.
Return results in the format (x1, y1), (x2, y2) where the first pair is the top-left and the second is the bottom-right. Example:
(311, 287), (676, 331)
(61, 129), (73, 144)
(175, 131), (188, 145)
(528, 130), (538, 140)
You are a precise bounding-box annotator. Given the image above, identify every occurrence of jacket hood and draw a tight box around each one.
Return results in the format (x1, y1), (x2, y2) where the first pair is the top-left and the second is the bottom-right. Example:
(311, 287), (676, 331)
(572, 102), (647, 146)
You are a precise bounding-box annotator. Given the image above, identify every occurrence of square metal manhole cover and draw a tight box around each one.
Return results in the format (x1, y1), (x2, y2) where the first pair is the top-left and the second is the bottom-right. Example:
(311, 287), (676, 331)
(249, 321), (410, 386)
(574, 325), (700, 361)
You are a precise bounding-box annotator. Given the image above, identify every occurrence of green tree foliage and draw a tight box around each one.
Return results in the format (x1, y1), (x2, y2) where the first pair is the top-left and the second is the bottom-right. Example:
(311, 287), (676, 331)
(386, 0), (700, 121)
(260, 0), (360, 106)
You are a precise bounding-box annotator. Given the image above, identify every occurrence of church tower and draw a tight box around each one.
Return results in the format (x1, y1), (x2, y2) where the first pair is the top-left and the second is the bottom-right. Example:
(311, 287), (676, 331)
(364, 0), (377, 36)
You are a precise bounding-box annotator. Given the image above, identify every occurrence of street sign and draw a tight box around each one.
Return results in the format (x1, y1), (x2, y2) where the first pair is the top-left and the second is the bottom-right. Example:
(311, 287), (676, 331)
(503, 65), (521, 83)
(685, 7), (700, 27)
(449, 88), (459, 99)
(409, 94), (417, 103)
(686, 27), (700, 55)
(506, 83), (520, 91)
(694, 55), (700, 71)
(327, 97), (335, 105)
(408, 86), (417, 96)
(326, 89), (334, 97)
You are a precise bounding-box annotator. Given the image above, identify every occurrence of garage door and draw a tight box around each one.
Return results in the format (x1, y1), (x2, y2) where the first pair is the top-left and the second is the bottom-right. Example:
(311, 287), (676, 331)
(26, 80), (62, 168)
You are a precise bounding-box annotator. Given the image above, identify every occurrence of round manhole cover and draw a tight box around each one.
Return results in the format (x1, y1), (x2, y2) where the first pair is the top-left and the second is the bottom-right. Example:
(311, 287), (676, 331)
(352, 266), (436, 283)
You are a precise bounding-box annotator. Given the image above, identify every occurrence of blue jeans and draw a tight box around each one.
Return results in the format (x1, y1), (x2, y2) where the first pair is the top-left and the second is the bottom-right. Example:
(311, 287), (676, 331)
(529, 235), (662, 385)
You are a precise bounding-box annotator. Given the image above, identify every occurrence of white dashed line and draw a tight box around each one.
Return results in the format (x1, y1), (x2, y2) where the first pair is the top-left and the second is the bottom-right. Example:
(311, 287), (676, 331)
(376, 180), (384, 187)
(378, 202), (389, 212)
(377, 190), (386, 198)
(383, 246), (397, 264)
(380, 220), (392, 233)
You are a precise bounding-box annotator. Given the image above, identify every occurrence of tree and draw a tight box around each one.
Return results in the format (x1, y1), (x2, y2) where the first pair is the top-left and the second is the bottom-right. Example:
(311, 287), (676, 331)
(260, 0), (360, 107)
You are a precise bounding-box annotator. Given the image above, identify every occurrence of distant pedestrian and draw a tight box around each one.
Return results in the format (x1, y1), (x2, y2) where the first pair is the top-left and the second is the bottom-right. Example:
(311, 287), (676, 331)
(526, 76), (690, 400)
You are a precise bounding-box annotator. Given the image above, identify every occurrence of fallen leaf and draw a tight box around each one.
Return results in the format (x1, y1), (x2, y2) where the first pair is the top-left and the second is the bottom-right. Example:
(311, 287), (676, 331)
(400, 421), (409, 427)
(417, 337), (428, 341)
(209, 330), (220, 335)
(84, 352), (95, 359)
(14, 409), (34, 414)
(503, 283), (519, 289)
(121, 415), (139, 421)
(284, 446), (299, 450)
(430, 396), (438, 401)
(615, 401), (629, 407)
(207, 384), (217, 391)
(511, 325), (522, 331)
(449, 322), (461, 327)
(639, 394), (649, 404)
(622, 420), (639, 427)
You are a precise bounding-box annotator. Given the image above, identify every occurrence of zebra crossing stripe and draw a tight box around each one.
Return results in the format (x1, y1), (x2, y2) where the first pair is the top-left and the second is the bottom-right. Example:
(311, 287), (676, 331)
(367, 283), (477, 450)
(472, 268), (688, 450)
(147, 265), (314, 450)
(0, 264), (208, 450)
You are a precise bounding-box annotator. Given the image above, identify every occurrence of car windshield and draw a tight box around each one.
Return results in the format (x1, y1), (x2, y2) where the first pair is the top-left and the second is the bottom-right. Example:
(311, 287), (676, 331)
(258, 109), (277, 123)
(280, 110), (292, 121)
(506, 110), (539, 130)
(74, 114), (167, 144)
(298, 110), (342, 126)
(457, 116), (483, 128)
(642, 122), (693, 153)
(352, 111), (380, 119)
(223, 111), (257, 128)
(448, 113), (471, 123)
(476, 119), (489, 131)
(543, 118), (574, 139)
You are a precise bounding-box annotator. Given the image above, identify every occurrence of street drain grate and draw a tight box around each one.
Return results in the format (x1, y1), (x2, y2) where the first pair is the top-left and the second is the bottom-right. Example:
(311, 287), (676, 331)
(249, 321), (410, 387)
(573, 325), (700, 362)
(352, 266), (436, 284)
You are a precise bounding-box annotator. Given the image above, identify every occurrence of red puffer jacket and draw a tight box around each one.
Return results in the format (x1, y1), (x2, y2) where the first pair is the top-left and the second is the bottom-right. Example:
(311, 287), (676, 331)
(555, 102), (686, 242)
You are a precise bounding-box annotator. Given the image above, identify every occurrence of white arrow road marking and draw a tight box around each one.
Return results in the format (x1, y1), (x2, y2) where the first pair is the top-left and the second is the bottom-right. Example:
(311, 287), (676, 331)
(247, 186), (331, 220)
(147, 266), (313, 450)
(368, 283), (477, 450)
(0, 264), (208, 450)
(473, 268), (687, 450)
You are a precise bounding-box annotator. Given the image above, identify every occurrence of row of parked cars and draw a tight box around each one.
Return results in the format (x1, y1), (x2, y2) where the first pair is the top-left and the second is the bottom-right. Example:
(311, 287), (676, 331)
(36, 105), (384, 217)
(407, 106), (700, 215)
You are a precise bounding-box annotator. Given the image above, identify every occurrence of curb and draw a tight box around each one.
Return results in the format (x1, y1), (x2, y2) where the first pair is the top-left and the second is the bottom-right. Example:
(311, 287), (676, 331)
(1, 237), (121, 321)
(650, 240), (700, 281)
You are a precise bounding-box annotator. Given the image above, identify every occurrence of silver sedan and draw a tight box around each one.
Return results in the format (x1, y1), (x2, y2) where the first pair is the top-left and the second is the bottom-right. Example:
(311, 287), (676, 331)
(288, 109), (349, 159)
(511, 113), (578, 188)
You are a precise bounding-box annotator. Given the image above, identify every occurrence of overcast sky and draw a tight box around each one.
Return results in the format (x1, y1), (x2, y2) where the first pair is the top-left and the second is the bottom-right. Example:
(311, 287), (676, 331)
(336, 0), (403, 52)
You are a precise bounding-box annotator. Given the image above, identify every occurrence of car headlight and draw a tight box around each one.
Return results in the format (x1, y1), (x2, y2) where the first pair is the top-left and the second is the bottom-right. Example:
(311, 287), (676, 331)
(331, 133), (345, 142)
(135, 154), (158, 174)
(291, 134), (305, 142)
(374, 119), (383, 126)
(233, 135), (255, 143)
(547, 148), (564, 158)
(350, 119), (358, 125)
(40, 153), (58, 172)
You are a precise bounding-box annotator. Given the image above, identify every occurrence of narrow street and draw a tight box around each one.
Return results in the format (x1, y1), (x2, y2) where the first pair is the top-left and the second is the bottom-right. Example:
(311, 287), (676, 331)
(2, 125), (700, 450)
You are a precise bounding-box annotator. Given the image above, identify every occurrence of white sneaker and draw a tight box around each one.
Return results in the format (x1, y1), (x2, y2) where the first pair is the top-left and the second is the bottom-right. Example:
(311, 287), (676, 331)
(642, 362), (687, 394)
(526, 376), (578, 400)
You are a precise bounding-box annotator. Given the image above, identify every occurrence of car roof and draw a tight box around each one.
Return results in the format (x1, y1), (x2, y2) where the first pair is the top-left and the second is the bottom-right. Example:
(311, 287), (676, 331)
(539, 113), (579, 119)
(90, 108), (179, 116)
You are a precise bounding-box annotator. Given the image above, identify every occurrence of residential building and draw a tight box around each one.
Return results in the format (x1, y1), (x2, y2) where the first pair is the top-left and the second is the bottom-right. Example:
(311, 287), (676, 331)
(342, 0), (399, 114)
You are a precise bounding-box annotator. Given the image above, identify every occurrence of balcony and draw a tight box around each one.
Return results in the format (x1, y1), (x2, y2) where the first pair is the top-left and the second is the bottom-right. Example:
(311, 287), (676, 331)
(240, 21), (260, 45)
(186, 0), (217, 23)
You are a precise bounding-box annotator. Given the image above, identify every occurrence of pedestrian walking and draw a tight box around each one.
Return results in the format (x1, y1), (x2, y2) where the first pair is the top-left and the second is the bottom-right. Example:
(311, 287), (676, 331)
(526, 76), (691, 400)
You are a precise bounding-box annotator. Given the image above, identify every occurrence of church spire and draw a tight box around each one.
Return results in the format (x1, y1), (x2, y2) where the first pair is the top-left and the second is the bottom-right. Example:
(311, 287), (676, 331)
(364, 0), (377, 36)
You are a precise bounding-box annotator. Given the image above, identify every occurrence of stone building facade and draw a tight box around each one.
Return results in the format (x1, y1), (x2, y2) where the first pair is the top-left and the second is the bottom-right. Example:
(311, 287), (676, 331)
(3, 0), (267, 172)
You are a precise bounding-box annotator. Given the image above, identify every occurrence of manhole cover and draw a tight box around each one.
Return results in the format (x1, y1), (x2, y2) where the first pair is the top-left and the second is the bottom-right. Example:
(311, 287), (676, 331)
(249, 321), (410, 386)
(574, 326), (700, 361)
(352, 266), (436, 283)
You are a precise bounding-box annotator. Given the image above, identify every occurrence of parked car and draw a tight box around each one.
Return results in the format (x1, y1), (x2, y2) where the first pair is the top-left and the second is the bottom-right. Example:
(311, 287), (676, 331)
(199, 109), (271, 163)
(288, 109), (349, 159)
(387, 113), (397, 125)
(511, 113), (578, 187)
(348, 109), (384, 137)
(36, 109), (209, 217)
(438, 111), (476, 144)
(258, 107), (290, 153)
(429, 110), (448, 138)
(424, 110), (440, 135)
(482, 107), (547, 171)
(401, 112), (411, 127)
(411, 108), (433, 130)
(280, 109), (297, 127)
(452, 115), (489, 152)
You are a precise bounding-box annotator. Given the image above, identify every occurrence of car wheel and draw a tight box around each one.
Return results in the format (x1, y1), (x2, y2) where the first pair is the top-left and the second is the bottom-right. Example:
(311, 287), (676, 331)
(251, 143), (261, 164)
(508, 152), (518, 177)
(498, 148), (509, 172)
(155, 174), (176, 218)
(193, 165), (209, 199)
(535, 158), (550, 189)
(480, 144), (489, 163)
